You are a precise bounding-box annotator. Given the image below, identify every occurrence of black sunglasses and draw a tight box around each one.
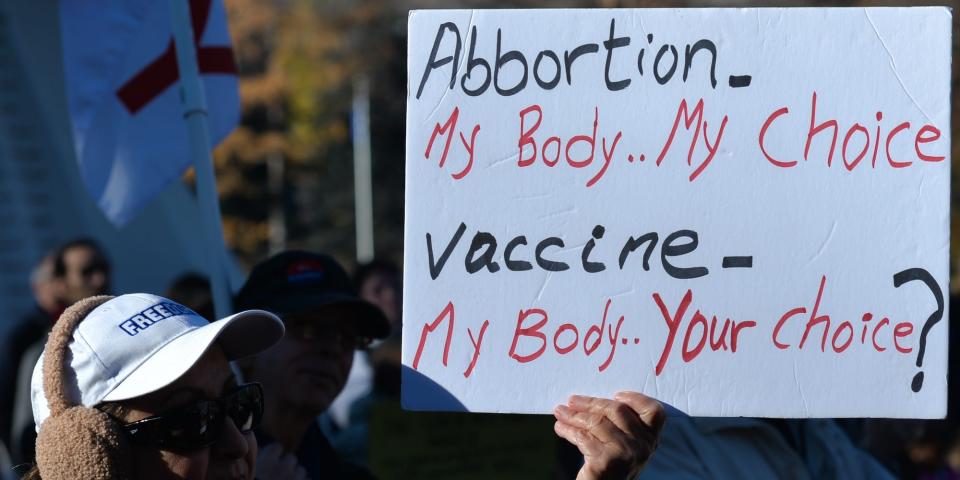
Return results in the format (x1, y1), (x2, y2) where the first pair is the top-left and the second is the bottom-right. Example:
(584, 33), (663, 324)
(119, 383), (263, 451)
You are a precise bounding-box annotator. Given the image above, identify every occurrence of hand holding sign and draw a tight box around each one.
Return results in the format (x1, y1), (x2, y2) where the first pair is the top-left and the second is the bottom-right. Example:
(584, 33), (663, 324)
(554, 392), (665, 480)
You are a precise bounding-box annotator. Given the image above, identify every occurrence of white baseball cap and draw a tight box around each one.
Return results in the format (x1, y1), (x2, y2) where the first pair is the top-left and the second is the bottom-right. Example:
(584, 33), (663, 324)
(31, 293), (284, 430)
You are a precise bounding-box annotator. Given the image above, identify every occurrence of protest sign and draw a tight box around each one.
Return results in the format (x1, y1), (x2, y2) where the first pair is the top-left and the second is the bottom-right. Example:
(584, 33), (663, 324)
(402, 8), (952, 418)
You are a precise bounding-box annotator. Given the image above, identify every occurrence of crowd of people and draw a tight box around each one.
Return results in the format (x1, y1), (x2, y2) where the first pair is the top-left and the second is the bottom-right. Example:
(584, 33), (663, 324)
(0, 238), (958, 479)
(0, 241), (662, 479)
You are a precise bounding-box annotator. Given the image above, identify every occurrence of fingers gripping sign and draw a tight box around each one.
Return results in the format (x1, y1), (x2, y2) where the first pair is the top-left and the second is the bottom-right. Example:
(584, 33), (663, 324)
(554, 391), (665, 480)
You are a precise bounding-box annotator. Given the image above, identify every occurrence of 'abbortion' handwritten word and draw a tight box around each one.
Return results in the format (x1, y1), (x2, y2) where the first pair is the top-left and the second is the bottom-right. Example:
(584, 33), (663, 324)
(416, 19), (752, 99)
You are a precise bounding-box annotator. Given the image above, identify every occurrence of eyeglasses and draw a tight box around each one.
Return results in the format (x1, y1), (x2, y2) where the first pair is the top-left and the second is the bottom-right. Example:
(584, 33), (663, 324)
(283, 318), (373, 350)
(119, 383), (263, 451)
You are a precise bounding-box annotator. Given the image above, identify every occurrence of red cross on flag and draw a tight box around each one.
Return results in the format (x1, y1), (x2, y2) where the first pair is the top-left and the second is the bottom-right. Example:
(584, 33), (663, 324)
(60, 0), (239, 226)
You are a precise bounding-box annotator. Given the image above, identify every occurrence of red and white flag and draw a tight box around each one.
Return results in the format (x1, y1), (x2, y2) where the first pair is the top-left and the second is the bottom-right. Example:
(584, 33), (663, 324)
(60, 0), (239, 226)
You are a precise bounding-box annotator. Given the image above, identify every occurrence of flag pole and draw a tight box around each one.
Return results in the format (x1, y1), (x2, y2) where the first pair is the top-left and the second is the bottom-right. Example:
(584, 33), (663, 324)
(352, 75), (374, 263)
(168, 0), (233, 320)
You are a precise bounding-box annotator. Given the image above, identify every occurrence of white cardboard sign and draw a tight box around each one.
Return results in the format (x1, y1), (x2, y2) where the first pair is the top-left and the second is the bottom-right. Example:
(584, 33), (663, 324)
(402, 8), (952, 418)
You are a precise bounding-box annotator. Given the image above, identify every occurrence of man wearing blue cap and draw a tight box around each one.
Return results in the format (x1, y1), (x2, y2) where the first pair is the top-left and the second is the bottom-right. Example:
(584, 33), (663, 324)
(237, 251), (387, 479)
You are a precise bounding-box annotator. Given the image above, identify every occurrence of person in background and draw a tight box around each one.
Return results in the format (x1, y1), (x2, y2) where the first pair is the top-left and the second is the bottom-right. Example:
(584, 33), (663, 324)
(237, 251), (666, 480)
(235, 251), (389, 479)
(28, 255), (62, 321)
(353, 261), (403, 399)
(353, 260), (403, 407)
(52, 238), (110, 306)
(354, 260), (401, 332)
(8, 239), (111, 466)
(165, 272), (214, 320)
(0, 255), (60, 447)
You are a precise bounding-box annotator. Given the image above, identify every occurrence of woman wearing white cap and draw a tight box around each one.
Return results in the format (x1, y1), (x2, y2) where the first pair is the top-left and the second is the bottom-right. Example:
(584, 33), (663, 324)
(21, 293), (284, 480)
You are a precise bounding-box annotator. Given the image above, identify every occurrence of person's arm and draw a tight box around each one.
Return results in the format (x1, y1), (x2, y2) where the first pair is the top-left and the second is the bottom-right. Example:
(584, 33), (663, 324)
(553, 391), (665, 480)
